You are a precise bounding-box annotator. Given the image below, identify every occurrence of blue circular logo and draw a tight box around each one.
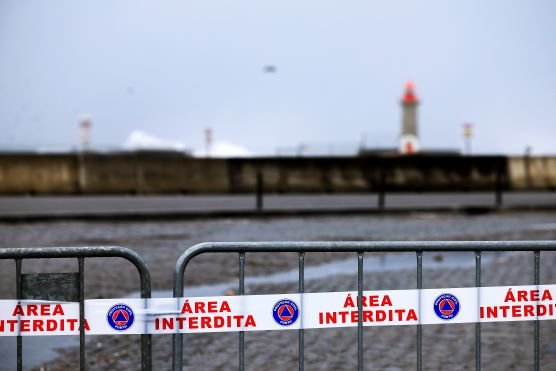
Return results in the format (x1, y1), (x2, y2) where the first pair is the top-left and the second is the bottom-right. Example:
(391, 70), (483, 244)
(272, 299), (299, 326)
(433, 293), (460, 320)
(107, 303), (135, 331)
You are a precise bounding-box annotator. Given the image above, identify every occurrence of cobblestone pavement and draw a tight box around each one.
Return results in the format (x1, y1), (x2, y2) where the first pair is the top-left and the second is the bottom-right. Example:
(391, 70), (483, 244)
(0, 212), (555, 370)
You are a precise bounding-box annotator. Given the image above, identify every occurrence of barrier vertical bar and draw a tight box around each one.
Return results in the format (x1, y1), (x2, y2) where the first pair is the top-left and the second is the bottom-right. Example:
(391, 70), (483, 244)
(15, 258), (22, 371)
(416, 252), (422, 371)
(256, 172), (264, 211)
(173, 273), (183, 371)
(495, 164), (503, 208)
(239, 252), (245, 371)
(298, 252), (305, 371)
(78, 257), (85, 370)
(475, 252), (481, 371)
(141, 283), (152, 371)
(357, 252), (364, 371)
(378, 169), (385, 210)
(534, 251), (540, 371)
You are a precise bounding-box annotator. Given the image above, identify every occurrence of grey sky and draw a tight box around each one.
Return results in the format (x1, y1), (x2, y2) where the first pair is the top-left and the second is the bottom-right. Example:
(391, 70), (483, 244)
(1, 0), (555, 154)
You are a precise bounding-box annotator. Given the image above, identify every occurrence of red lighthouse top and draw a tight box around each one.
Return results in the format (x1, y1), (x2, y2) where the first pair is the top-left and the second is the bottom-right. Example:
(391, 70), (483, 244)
(402, 80), (418, 104)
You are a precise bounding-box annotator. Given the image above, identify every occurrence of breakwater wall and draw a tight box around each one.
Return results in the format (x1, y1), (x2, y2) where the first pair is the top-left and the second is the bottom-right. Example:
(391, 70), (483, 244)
(0, 153), (554, 194)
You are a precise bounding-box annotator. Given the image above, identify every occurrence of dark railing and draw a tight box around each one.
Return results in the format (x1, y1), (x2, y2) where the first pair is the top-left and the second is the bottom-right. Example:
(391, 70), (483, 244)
(0, 246), (152, 371)
(173, 241), (556, 371)
(253, 167), (507, 212)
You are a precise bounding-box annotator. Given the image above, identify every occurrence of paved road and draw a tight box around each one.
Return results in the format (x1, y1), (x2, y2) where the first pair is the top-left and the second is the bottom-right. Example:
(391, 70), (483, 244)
(0, 192), (555, 219)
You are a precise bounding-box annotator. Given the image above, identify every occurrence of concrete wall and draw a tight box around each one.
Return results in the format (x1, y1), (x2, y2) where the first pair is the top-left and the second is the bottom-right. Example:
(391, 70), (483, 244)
(228, 156), (509, 193)
(508, 156), (556, 190)
(0, 153), (554, 195)
(0, 154), (78, 194)
(77, 154), (229, 194)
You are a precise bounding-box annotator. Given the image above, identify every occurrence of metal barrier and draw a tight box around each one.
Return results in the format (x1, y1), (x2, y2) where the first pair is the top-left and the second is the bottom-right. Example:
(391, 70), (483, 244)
(172, 241), (556, 371)
(0, 246), (152, 371)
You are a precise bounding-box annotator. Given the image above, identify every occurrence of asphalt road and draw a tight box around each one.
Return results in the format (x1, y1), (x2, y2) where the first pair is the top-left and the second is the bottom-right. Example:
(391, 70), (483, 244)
(0, 192), (555, 220)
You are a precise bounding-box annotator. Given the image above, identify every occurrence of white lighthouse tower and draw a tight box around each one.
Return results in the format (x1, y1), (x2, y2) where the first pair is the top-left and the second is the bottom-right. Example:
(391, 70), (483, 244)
(399, 81), (420, 154)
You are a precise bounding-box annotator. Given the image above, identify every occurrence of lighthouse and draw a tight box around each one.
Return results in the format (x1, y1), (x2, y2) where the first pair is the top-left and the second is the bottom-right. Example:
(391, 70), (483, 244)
(399, 81), (419, 154)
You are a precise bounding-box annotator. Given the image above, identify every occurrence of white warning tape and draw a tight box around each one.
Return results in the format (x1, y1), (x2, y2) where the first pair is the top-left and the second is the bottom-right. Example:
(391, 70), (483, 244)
(1, 284), (555, 336)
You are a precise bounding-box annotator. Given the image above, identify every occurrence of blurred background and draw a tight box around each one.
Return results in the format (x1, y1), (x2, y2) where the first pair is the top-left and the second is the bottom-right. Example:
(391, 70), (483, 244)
(1, 0), (555, 156)
(1, 1), (556, 370)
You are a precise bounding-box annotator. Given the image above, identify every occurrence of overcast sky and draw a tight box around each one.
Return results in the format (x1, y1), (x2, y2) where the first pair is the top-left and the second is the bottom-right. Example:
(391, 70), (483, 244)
(1, 0), (555, 155)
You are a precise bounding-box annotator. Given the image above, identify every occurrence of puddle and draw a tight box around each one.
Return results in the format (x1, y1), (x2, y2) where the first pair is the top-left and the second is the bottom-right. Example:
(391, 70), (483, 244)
(145, 251), (492, 298)
(529, 223), (556, 231)
(0, 336), (78, 371)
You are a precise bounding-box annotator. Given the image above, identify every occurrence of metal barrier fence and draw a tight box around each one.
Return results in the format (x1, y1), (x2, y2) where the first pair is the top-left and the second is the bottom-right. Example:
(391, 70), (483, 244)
(0, 246), (152, 371)
(172, 241), (556, 371)
(3, 242), (555, 370)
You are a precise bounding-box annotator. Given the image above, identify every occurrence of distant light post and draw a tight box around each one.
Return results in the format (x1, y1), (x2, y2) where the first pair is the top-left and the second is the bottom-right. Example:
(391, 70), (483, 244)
(78, 115), (92, 151)
(359, 133), (367, 152)
(204, 128), (212, 157)
(463, 123), (473, 155)
(77, 114), (92, 192)
(524, 145), (532, 188)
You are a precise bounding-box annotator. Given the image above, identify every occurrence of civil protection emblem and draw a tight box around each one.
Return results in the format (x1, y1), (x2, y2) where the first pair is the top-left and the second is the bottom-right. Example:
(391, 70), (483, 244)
(107, 303), (135, 331)
(272, 299), (299, 326)
(433, 293), (460, 320)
